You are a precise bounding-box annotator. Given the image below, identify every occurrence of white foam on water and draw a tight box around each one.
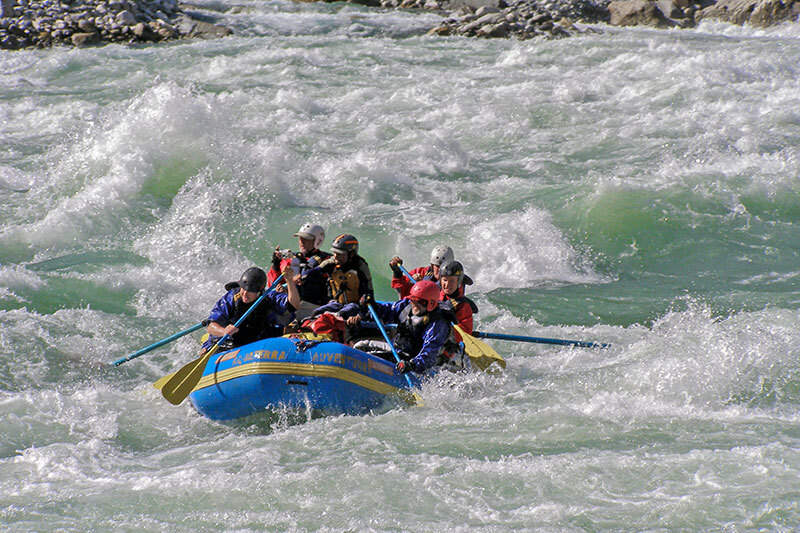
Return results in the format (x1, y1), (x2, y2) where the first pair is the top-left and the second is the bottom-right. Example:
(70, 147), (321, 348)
(465, 206), (603, 290)
(3, 11), (800, 531)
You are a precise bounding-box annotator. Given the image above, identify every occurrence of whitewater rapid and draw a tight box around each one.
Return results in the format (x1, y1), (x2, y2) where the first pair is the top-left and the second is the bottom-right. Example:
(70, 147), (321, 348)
(2, 3), (800, 530)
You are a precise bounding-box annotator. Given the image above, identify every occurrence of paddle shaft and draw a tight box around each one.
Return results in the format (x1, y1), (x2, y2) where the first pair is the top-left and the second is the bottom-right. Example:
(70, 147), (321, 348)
(112, 322), (206, 366)
(366, 303), (415, 389)
(398, 263), (607, 349)
(472, 331), (609, 349)
(200, 274), (286, 356)
(397, 264), (506, 370)
(158, 274), (284, 405)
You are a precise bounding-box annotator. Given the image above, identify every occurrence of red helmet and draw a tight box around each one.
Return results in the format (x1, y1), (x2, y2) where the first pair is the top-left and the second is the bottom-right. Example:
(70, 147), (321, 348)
(408, 280), (440, 312)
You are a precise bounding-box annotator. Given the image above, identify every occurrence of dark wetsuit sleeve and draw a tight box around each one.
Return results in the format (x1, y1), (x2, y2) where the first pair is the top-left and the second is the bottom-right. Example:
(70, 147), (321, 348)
(204, 290), (236, 349)
(207, 290), (236, 325)
(357, 258), (374, 300)
(411, 318), (450, 372)
(266, 289), (294, 313)
(371, 299), (405, 324)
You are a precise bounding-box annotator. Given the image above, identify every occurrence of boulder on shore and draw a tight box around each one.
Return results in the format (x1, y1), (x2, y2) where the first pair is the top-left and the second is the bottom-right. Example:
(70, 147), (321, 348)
(0, 0), (233, 50)
(695, 0), (800, 26)
(608, 0), (676, 26)
(606, 0), (798, 27)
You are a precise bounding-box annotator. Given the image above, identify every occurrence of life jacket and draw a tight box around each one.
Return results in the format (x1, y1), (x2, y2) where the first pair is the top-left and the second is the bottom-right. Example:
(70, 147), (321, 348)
(444, 294), (479, 314)
(227, 290), (281, 346)
(418, 266), (436, 282)
(299, 312), (346, 343)
(328, 267), (360, 304)
(296, 250), (332, 305)
(394, 305), (461, 366)
(437, 297), (476, 369)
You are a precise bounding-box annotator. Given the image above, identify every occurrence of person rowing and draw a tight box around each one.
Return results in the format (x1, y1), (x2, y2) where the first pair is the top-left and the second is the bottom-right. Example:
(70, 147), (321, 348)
(318, 233), (374, 305)
(202, 266), (299, 353)
(344, 280), (464, 373)
(438, 260), (478, 344)
(389, 245), (454, 298)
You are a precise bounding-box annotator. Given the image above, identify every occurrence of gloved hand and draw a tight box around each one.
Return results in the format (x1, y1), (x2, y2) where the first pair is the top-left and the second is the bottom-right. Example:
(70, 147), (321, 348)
(271, 248), (282, 269)
(395, 360), (412, 374)
(359, 293), (375, 308)
(389, 256), (403, 278)
(318, 257), (336, 269)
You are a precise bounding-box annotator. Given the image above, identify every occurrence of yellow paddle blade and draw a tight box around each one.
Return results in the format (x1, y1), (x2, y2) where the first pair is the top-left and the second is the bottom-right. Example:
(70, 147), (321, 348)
(157, 346), (216, 405)
(455, 324), (506, 371)
(152, 371), (176, 390)
(396, 388), (424, 406)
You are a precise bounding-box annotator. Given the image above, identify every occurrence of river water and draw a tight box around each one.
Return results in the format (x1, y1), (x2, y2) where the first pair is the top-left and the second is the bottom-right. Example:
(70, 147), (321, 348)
(2, 2), (800, 530)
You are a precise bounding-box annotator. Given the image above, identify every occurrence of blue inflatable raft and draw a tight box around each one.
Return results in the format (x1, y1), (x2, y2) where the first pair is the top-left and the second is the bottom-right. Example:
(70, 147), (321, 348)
(188, 336), (423, 420)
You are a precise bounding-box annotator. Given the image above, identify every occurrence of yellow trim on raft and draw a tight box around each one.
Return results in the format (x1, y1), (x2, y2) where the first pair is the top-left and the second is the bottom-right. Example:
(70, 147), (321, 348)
(193, 361), (401, 396)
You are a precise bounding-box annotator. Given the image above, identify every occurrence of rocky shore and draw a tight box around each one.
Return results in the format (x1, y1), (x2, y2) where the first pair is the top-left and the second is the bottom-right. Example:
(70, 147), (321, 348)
(0, 0), (231, 49)
(1, 0), (798, 50)
(421, 0), (798, 39)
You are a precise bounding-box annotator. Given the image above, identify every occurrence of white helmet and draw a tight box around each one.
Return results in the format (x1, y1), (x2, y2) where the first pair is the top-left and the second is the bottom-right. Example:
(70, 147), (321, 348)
(293, 223), (325, 249)
(430, 245), (454, 267)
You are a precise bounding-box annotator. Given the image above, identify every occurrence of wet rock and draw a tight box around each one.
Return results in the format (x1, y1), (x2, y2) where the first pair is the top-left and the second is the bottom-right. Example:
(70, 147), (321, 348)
(609, 0), (676, 26)
(1, 0), (234, 50)
(696, 0), (799, 25)
(657, 0), (685, 17)
(115, 10), (136, 26)
(71, 31), (98, 46)
(1, 0), (14, 18)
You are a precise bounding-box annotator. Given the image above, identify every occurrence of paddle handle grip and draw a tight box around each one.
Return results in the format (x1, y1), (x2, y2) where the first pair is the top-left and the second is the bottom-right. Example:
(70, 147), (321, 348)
(472, 331), (609, 349)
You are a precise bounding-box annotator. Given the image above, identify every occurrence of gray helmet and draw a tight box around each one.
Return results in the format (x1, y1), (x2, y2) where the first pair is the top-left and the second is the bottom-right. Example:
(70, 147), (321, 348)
(331, 233), (359, 256)
(293, 223), (325, 249)
(225, 267), (267, 292)
(439, 260), (473, 287)
(430, 245), (454, 267)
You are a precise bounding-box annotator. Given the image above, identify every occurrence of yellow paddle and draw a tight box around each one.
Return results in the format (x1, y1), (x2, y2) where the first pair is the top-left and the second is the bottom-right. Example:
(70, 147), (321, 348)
(158, 345), (219, 405)
(453, 324), (506, 371)
(397, 264), (505, 371)
(152, 369), (174, 390)
(154, 274), (284, 405)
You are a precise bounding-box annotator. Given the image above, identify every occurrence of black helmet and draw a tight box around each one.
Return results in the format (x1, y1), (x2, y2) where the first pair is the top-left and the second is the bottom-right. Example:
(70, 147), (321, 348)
(225, 267), (267, 292)
(331, 233), (359, 255)
(439, 260), (473, 287)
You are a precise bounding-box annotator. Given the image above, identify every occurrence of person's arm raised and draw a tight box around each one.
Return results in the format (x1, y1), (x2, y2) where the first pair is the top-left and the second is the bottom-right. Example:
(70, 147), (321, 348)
(282, 266), (301, 310)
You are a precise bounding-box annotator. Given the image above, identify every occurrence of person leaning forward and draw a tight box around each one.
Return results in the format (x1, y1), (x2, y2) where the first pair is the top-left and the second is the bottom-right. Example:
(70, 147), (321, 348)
(344, 280), (459, 374)
(202, 266), (300, 352)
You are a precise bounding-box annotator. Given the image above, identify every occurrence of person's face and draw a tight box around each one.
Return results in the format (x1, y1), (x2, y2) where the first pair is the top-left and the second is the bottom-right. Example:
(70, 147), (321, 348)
(334, 251), (348, 265)
(241, 288), (259, 304)
(432, 264), (440, 279)
(409, 299), (426, 315)
(440, 275), (459, 295)
(298, 236), (315, 254)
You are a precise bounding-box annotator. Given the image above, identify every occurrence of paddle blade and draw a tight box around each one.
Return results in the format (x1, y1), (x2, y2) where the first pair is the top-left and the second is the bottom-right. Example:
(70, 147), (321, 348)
(158, 349), (214, 405)
(396, 388), (424, 406)
(152, 371), (176, 390)
(455, 325), (506, 371)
